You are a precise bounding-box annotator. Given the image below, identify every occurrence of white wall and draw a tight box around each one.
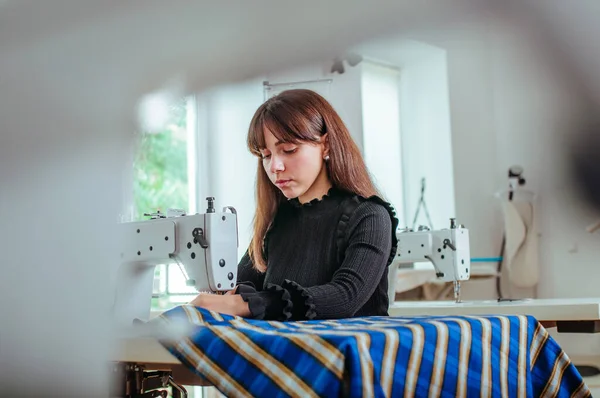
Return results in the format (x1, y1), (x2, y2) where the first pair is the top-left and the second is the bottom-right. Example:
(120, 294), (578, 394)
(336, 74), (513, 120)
(265, 63), (365, 151)
(487, 22), (600, 300)
(416, 20), (600, 299)
(418, 20), (600, 354)
(431, 30), (500, 261)
(398, 48), (455, 231)
(361, 62), (405, 222)
(351, 39), (457, 232)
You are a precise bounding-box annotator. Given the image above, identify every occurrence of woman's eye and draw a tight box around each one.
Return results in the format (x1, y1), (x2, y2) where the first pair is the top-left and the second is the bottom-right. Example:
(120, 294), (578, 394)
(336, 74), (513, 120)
(283, 148), (298, 154)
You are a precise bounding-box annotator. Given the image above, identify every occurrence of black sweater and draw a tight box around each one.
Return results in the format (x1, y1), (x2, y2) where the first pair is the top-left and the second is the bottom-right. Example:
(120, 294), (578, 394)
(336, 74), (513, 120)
(236, 187), (399, 321)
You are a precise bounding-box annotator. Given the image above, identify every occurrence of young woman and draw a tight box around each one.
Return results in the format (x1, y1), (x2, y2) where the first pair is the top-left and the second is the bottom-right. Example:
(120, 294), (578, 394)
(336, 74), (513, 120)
(190, 89), (398, 320)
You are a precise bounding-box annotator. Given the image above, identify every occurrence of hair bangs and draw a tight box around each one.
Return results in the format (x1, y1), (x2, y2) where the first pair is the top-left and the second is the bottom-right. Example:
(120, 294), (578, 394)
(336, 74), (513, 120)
(247, 109), (267, 157)
(247, 101), (321, 157)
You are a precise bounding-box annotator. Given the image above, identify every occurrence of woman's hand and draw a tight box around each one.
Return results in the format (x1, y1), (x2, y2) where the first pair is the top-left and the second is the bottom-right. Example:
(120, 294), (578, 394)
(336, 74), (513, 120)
(188, 292), (251, 317)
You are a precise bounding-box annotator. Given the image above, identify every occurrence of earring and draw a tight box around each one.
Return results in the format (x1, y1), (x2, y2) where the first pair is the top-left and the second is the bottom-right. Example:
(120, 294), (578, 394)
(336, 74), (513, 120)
(324, 155), (330, 161)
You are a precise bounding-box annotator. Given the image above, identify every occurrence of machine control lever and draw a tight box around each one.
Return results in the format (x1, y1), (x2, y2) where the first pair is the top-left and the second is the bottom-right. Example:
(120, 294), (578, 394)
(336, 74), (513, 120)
(443, 238), (456, 251)
(192, 228), (209, 248)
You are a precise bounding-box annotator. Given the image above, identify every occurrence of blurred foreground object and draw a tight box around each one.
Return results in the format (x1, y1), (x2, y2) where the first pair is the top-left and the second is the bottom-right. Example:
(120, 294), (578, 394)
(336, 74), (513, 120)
(0, 1), (482, 396)
(514, 0), (600, 212)
(569, 118), (600, 213)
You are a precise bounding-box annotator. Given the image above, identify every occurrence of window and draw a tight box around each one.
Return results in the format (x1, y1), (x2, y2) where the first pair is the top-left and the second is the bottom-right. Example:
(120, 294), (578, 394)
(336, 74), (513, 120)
(132, 95), (199, 311)
(130, 80), (263, 313)
(361, 61), (405, 224)
(133, 96), (189, 221)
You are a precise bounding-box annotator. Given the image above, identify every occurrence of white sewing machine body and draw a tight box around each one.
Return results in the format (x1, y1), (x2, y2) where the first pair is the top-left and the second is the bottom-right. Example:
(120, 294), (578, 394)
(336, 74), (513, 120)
(394, 219), (470, 300)
(113, 198), (239, 327)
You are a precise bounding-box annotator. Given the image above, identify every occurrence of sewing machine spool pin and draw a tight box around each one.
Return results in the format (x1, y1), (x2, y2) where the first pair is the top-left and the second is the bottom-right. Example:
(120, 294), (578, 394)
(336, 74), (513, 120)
(206, 196), (215, 213)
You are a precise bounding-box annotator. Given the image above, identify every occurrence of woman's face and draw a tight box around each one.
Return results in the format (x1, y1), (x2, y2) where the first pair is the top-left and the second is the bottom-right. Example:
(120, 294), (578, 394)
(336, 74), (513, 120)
(260, 129), (330, 202)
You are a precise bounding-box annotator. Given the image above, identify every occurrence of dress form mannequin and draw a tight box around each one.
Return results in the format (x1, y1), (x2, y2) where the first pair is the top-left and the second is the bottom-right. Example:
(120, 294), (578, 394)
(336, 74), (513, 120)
(495, 166), (539, 297)
(499, 194), (539, 288)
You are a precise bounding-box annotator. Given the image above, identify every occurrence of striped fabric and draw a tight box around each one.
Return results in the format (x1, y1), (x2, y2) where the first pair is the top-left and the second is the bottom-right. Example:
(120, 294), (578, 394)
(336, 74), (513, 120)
(155, 305), (591, 397)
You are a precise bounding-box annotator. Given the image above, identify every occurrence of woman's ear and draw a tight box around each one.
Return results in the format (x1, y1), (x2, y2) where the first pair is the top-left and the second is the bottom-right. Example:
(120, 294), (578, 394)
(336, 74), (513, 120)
(322, 133), (330, 158)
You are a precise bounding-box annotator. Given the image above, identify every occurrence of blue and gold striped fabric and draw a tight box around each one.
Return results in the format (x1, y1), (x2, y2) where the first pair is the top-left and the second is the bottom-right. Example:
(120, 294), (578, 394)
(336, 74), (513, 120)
(156, 305), (591, 397)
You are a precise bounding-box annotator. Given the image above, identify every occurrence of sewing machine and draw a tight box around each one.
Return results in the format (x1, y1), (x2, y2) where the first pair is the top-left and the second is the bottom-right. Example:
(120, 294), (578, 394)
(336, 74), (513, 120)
(389, 218), (600, 338)
(111, 197), (239, 397)
(395, 218), (470, 302)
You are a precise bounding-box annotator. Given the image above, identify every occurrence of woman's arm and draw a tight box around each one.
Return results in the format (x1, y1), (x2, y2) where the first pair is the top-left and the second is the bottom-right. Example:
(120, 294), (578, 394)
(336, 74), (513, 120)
(299, 201), (393, 318)
(238, 200), (396, 320)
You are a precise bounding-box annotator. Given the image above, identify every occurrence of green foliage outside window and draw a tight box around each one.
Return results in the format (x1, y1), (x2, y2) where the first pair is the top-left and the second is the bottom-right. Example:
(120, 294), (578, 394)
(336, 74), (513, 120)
(131, 97), (193, 310)
(132, 98), (189, 221)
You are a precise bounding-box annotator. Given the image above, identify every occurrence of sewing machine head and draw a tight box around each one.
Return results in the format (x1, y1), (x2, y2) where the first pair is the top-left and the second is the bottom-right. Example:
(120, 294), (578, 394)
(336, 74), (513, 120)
(113, 197), (239, 326)
(395, 218), (470, 301)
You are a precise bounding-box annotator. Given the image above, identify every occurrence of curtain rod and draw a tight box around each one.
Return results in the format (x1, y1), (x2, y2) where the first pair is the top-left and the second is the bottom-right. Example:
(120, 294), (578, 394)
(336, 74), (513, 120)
(263, 78), (333, 88)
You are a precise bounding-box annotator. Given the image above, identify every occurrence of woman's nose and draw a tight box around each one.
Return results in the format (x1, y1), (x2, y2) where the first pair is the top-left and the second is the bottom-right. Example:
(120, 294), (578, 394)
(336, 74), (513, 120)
(270, 156), (285, 173)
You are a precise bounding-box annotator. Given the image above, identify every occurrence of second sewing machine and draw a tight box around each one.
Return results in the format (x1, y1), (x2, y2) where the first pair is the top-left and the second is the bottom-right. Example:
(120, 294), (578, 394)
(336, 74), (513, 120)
(395, 218), (471, 302)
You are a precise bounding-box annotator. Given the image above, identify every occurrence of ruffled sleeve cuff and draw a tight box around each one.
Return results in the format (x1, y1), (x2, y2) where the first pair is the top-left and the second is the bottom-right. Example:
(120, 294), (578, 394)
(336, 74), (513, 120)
(236, 280), (315, 321)
(238, 283), (293, 321)
(236, 283), (266, 319)
(282, 279), (316, 320)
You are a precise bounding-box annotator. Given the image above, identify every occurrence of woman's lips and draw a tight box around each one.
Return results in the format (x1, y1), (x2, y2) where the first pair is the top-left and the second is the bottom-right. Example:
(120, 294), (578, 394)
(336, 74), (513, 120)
(275, 179), (291, 187)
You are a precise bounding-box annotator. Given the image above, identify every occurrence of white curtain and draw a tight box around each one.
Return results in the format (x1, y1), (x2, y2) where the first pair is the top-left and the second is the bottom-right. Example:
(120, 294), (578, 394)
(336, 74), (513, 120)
(361, 62), (405, 224)
(192, 79), (265, 259)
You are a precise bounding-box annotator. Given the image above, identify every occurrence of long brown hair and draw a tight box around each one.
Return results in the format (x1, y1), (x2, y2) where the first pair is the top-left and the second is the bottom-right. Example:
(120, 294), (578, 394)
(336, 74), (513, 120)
(247, 89), (380, 271)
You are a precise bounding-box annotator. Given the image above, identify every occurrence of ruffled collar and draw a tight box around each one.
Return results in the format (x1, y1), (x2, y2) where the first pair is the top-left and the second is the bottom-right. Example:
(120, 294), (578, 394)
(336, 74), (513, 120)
(288, 186), (340, 209)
